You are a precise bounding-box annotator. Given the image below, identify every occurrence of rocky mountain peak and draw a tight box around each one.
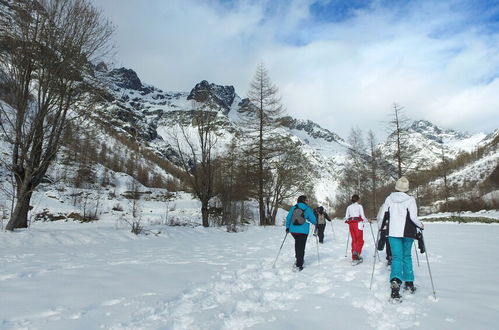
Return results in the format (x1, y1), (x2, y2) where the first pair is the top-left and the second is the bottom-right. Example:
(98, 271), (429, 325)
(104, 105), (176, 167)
(187, 80), (235, 115)
(410, 119), (467, 143)
(95, 61), (108, 72)
(108, 67), (143, 91)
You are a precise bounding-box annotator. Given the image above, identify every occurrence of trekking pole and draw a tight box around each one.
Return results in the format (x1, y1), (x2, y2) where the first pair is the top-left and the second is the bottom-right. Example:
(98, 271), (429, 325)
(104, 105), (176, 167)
(414, 243), (420, 267)
(369, 221), (381, 262)
(330, 220), (336, 239)
(421, 233), (437, 300)
(315, 233), (320, 265)
(370, 227), (381, 290)
(344, 231), (350, 257)
(272, 232), (288, 268)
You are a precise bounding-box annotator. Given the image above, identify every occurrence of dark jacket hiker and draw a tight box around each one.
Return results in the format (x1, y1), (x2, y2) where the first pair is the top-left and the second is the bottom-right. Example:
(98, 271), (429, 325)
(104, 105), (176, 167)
(313, 206), (331, 243)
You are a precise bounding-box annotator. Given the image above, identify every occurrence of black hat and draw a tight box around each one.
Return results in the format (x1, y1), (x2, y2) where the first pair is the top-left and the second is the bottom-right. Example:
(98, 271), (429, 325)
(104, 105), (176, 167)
(297, 195), (308, 204)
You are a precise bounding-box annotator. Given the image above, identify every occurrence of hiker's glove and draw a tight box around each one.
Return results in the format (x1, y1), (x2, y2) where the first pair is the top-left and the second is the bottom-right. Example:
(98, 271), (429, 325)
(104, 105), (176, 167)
(286, 228), (289, 233)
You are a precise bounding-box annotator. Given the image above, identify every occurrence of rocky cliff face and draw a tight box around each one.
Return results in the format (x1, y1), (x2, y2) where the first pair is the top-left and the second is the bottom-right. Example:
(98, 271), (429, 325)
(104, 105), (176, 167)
(279, 116), (345, 144)
(108, 68), (144, 91)
(186, 80), (235, 115)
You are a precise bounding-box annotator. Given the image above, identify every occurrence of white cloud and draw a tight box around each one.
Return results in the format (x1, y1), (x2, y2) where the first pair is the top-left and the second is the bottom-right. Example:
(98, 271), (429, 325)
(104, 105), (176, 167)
(91, 0), (499, 138)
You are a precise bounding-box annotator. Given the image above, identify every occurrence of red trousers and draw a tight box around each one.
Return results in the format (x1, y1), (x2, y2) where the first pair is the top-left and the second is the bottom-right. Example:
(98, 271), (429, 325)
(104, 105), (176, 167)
(348, 220), (364, 260)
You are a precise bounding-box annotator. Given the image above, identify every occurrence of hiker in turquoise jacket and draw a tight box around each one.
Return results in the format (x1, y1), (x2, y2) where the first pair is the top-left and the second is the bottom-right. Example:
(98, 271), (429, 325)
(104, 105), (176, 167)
(285, 195), (317, 271)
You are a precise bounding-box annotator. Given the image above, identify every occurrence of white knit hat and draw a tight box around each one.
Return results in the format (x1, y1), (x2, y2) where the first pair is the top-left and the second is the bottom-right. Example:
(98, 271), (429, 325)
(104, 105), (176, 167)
(395, 176), (409, 192)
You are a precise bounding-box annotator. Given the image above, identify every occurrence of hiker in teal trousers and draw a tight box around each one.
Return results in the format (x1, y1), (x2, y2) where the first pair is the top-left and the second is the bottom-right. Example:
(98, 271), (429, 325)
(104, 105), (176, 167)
(377, 177), (424, 299)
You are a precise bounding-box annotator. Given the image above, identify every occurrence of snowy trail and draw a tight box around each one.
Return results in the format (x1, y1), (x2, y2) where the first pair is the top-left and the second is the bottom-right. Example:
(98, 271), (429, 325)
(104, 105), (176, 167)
(132, 226), (429, 330)
(2, 221), (499, 329)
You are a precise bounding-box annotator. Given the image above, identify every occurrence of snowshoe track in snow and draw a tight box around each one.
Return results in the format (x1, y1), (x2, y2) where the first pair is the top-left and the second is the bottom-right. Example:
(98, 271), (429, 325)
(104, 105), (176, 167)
(6, 222), (488, 329)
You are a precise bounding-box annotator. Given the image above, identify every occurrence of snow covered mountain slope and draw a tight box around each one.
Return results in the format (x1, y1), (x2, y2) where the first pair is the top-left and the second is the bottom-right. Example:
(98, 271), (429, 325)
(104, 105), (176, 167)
(74, 65), (497, 207)
(86, 65), (351, 205)
(380, 120), (490, 171)
(1, 58), (497, 212)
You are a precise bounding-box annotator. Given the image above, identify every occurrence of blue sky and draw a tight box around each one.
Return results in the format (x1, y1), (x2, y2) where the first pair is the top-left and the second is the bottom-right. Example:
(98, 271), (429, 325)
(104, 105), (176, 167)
(91, 0), (499, 138)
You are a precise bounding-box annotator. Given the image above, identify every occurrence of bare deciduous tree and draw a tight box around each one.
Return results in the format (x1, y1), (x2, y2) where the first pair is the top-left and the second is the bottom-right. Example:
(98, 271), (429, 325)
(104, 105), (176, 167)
(264, 139), (315, 225)
(347, 126), (366, 193)
(335, 127), (369, 212)
(214, 136), (251, 230)
(366, 130), (382, 215)
(386, 103), (411, 178)
(170, 103), (219, 227)
(440, 142), (450, 204)
(0, 0), (113, 230)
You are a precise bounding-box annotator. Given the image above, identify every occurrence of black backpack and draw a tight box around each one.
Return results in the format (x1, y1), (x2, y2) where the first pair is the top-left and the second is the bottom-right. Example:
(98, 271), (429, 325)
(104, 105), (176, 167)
(377, 210), (390, 251)
(377, 208), (419, 251)
(403, 209), (418, 239)
(292, 205), (306, 225)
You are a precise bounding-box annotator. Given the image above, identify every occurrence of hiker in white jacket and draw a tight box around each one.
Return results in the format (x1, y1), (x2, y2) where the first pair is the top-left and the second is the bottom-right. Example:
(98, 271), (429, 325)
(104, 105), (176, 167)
(377, 177), (424, 299)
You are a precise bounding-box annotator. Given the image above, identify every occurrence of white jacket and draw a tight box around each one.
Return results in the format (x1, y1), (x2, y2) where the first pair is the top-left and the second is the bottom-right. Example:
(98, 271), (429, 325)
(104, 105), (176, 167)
(377, 192), (423, 238)
(345, 202), (368, 222)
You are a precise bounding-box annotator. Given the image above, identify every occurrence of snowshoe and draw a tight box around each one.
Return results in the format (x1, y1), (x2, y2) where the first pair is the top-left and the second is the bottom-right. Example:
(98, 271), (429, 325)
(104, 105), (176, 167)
(404, 281), (416, 294)
(351, 257), (363, 266)
(352, 251), (363, 265)
(389, 297), (403, 304)
(292, 264), (304, 272)
(390, 278), (402, 300)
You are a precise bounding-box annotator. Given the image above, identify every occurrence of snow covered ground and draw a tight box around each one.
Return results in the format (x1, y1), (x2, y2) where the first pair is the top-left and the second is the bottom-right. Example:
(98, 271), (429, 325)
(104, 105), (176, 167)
(2, 219), (499, 330)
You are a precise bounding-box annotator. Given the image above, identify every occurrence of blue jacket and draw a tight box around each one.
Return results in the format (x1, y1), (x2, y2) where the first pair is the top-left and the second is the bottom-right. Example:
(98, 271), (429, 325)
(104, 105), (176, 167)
(286, 202), (317, 234)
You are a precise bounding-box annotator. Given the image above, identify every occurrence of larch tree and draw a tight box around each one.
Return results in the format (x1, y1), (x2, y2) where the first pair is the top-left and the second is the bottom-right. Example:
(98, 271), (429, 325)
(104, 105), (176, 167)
(239, 63), (284, 226)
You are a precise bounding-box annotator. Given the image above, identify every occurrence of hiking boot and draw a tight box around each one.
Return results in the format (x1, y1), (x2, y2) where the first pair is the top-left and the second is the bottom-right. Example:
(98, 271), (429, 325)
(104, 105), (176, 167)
(390, 279), (402, 299)
(404, 281), (416, 294)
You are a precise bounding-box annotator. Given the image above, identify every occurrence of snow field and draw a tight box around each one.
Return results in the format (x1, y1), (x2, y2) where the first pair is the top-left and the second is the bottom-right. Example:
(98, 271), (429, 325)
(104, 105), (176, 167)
(1, 221), (499, 329)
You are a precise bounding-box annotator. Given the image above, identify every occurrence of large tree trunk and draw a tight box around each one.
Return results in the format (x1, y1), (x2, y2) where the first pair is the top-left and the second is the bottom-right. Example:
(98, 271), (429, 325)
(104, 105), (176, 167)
(6, 189), (33, 230)
(271, 208), (278, 226)
(258, 109), (265, 226)
(201, 200), (209, 227)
